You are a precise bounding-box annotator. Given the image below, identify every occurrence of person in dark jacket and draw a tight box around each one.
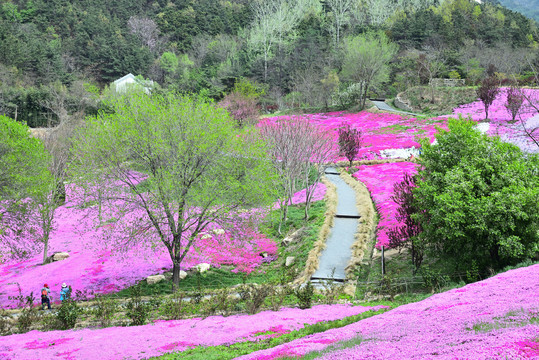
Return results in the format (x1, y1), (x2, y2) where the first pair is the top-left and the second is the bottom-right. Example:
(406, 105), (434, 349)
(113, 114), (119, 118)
(41, 283), (52, 310)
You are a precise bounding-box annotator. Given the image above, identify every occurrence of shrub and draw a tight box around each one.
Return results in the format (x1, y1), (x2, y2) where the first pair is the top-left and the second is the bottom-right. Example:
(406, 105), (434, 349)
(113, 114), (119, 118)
(125, 285), (152, 326)
(56, 299), (82, 330)
(239, 284), (272, 315)
(295, 282), (314, 309)
(159, 290), (186, 320)
(0, 309), (12, 335)
(92, 294), (119, 327)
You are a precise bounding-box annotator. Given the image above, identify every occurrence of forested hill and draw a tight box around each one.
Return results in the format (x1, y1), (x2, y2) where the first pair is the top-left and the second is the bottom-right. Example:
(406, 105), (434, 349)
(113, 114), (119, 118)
(0, 0), (538, 127)
(489, 0), (539, 23)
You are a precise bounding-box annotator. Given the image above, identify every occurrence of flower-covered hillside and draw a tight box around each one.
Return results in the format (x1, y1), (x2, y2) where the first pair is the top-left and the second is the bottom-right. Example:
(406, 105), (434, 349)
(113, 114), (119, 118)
(239, 263), (539, 360)
(352, 162), (418, 248)
(453, 88), (539, 153)
(0, 185), (288, 307)
(262, 111), (447, 161)
(0, 304), (386, 360)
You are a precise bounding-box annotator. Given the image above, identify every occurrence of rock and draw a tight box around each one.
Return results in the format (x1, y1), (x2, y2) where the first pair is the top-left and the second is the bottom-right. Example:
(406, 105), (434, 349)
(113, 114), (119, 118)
(285, 256), (295, 267)
(281, 236), (293, 247)
(195, 263), (211, 273)
(52, 252), (70, 262)
(212, 228), (225, 235)
(146, 275), (166, 285)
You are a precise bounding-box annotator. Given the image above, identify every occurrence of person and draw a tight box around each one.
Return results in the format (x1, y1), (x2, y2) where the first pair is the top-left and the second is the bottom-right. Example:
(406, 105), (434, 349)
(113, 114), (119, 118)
(41, 283), (52, 310)
(60, 283), (71, 302)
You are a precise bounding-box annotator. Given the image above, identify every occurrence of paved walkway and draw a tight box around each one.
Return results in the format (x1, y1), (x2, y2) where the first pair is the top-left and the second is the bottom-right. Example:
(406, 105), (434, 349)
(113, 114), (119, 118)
(371, 100), (421, 116)
(311, 168), (360, 281)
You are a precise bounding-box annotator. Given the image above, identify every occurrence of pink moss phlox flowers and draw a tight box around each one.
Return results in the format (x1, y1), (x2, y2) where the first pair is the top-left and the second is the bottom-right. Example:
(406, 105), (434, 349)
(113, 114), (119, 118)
(238, 264), (539, 360)
(353, 162), (419, 248)
(0, 304), (385, 360)
(262, 111), (447, 160)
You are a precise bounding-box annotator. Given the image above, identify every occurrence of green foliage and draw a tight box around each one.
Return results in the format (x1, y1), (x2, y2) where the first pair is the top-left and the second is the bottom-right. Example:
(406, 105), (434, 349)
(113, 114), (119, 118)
(0, 116), (51, 199)
(294, 282), (314, 309)
(341, 32), (398, 109)
(125, 285), (152, 326)
(55, 299), (82, 330)
(414, 117), (539, 274)
(92, 294), (119, 327)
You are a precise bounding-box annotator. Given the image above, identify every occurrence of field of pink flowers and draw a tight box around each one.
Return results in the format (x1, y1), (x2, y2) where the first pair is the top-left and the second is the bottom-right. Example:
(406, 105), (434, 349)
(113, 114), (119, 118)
(352, 162), (418, 248)
(239, 264), (539, 360)
(262, 112), (447, 161)
(0, 304), (386, 360)
(453, 88), (539, 153)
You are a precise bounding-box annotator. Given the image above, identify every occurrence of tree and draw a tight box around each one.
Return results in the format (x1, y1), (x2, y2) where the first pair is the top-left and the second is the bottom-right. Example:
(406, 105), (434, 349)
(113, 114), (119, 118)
(337, 123), (362, 167)
(127, 16), (162, 54)
(387, 173), (423, 273)
(0, 115), (53, 260)
(413, 118), (539, 274)
(70, 92), (275, 289)
(341, 32), (398, 109)
(477, 76), (500, 120)
(504, 85), (524, 122)
(259, 116), (335, 230)
(326, 0), (355, 45)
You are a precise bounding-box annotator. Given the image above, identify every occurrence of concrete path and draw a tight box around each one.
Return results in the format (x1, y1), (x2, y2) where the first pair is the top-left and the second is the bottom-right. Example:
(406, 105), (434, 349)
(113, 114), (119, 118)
(371, 100), (421, 116)
(311, 168), (360, 281)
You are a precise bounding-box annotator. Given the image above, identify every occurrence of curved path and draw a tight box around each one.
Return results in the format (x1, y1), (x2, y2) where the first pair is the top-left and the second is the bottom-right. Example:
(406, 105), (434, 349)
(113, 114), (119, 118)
(311, 167), (360, 281)
(371, 100), (421, 116)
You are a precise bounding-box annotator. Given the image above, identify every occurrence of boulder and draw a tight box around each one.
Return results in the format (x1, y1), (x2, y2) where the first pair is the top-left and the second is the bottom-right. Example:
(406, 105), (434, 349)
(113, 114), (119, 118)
(285, 256), (295, 267)
(52, 252), (70, 262)
(195, 263), (211, 273)
(146, 274), (166, 285)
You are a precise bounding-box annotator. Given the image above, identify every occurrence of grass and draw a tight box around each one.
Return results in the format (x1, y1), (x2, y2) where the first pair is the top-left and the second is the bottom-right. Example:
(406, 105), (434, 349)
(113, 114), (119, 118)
(276, 337), (365, 360)
(149, 308), (389, 360)
(467, 308), (539, 333)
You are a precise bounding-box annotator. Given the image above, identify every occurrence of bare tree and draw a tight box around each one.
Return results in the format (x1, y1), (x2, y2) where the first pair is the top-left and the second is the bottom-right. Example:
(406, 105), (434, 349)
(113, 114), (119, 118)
(259, 116), (335, 230)
(127, 16), (161, 54)
(326, 0), (355, 45)
(417, 47), (446, 104)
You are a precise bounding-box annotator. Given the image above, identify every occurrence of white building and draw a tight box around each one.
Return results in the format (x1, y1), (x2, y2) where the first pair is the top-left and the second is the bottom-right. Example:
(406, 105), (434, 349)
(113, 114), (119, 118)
(112, 73), (153, 94)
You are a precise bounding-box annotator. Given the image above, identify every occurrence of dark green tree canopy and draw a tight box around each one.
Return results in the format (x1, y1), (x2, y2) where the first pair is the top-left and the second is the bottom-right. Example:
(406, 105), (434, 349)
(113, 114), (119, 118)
(414, 118), (539, 273)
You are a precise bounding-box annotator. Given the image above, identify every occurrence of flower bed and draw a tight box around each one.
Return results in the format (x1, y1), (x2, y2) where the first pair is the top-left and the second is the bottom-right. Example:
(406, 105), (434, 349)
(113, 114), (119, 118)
(352, 162), (419, 248)
(238, 264), (539, 360)
(453, 88), (539, 153)
(0, 304), (385, 360)
(262, 112), (447, 161)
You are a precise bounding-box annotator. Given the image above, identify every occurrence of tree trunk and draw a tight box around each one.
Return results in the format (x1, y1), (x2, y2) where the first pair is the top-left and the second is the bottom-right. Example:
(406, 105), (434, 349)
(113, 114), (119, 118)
(55, 180), (66, 205)
(172, 261), (181, 291)
(42, 234), (49, 264)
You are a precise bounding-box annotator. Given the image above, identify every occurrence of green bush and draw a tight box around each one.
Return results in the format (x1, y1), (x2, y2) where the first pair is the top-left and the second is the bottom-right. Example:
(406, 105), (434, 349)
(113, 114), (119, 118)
(125, 285), (152, 326)
(92, 294), (119, 327)
(295, 282), (314, 309)
(56, 299), (82, 330)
